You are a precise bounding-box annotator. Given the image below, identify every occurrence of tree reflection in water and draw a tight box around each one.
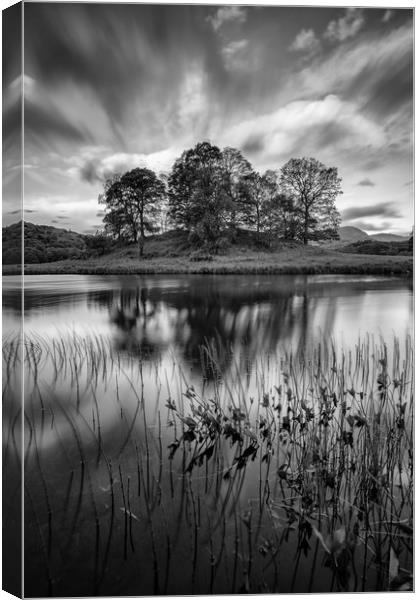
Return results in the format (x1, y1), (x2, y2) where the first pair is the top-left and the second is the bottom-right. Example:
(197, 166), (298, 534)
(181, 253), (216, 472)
(89, 276), (340, 379)
(2, 274), (413, 596)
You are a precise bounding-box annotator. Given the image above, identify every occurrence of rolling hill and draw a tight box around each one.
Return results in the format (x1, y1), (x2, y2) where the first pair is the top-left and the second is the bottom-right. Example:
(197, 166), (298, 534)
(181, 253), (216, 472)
(339, 226), (369, 242)
(2, 221), (90, 264)
(370, 233), (410, 242)
(339, 226), (410, 243)
(2, 221), (413, 267)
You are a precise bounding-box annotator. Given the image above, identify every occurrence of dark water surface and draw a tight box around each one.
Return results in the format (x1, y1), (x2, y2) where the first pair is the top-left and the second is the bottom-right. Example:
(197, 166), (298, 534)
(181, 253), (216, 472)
(3, 272), (413, 354)
(2, 274), (413, 595)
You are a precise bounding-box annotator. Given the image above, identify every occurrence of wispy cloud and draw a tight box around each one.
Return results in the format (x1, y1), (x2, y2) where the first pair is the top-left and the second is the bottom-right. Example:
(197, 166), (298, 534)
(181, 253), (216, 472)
(207, 6), (247, 32)
(222, 39), (250, 71)
(7, 208), (36, 215)
(357, 178), (375, 187)
(343, 220), (404, 234)
(74, 148), (181, 184)
(22, 196), (101, 233)
(291, 21), (413, 126)
(289, 28), (321, 57)
(342, 202), (402, 221)
(324, 8), (365, 43)
(382, 10), (394, 23)
(225, 94), (386, 169)
(2, 5), (411, 235)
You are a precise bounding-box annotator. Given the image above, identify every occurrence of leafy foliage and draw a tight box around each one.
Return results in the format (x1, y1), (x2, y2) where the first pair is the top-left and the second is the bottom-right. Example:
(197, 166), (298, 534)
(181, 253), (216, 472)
(220, 146), (254, 233)
(2, 222), (116, 265)
(3, 221), (87, 264)
(167, 150), (342, 249)
(7, 147), (348, 265)
(168, 141), (232, 249)
(97, 146), (345, 254)
(100, 168), (166, 255)
(280, 157), (342, 244)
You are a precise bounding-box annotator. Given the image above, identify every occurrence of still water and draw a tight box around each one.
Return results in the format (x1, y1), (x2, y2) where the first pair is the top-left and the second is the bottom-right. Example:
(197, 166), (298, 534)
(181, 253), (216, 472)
(3, 273), (413, 358)
(2, 274), (414, 596)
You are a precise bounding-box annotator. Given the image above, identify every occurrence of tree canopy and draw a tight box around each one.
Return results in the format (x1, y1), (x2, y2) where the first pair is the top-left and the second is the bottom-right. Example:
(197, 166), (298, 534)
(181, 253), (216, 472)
(168, 141), (229, 246)
(100, 145), (343, 252)
(280, 157), (342, 244)
(101, 167), (165, 255)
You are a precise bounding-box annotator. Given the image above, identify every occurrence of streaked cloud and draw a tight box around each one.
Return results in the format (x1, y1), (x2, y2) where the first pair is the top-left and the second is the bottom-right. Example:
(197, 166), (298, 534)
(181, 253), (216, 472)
(288, 19), (413, 161)
(74, 148), (181, 184)
(225, 94), (386, 169)
(342, 202), (402, 221)
(344, 220), (402, 234)
(1, 4), (412, 235)
(382, 10), (394, 23)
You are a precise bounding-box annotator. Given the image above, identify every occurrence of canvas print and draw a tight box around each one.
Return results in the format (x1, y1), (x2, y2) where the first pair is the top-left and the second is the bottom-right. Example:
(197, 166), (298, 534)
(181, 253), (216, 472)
(2, 2), (413, 597)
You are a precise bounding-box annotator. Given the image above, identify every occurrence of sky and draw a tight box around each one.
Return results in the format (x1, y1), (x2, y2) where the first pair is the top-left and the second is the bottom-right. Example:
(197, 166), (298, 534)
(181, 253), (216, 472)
(2, 2), (414, 235)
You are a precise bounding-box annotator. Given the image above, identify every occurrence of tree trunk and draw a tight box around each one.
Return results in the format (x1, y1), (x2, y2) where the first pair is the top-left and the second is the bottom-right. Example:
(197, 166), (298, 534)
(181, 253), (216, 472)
(138, 236), (144, 258)
(303, 206), (309, 245)
(139, 202), (144, 258)
(131, 217), (137, 244)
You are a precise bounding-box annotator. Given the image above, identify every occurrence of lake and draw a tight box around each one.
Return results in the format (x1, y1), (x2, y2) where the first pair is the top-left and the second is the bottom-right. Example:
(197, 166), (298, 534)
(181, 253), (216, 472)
(3, 273), (413, 367)
(2, 274), (413, 596)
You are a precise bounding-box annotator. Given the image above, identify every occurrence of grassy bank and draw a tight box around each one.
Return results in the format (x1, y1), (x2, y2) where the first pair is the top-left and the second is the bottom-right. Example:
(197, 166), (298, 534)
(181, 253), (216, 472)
(2, 245), (413, 276)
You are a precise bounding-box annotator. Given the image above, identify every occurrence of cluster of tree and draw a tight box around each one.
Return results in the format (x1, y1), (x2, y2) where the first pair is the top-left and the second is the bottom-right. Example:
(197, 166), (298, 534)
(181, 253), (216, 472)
(100, 142), (342, 254)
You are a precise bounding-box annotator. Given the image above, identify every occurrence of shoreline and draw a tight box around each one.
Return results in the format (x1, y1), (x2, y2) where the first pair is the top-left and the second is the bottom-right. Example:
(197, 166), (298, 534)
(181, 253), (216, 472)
(2, 251), (413, 277)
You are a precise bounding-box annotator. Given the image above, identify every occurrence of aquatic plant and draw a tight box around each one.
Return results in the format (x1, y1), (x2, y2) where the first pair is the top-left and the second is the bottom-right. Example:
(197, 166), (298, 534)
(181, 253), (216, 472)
(2, 331), (413, 595)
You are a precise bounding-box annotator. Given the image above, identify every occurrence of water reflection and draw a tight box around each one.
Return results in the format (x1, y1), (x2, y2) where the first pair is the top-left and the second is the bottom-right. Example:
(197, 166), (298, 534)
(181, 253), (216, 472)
(2, 274), (413, 596)
(77, 275), (411, 379)
(93, 284), (335, 377)
(2, 274), (413, 376)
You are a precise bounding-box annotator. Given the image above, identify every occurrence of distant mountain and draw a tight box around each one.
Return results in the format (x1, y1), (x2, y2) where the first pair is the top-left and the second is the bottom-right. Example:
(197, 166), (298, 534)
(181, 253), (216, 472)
(339, 226), (369, 242)
(369, 233), (410, 242)
(339, 226), (410, 243)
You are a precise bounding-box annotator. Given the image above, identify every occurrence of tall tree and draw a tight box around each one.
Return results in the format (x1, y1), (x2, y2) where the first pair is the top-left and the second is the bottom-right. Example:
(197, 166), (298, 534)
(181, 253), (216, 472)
(120, 168), (166, 256)
(239, 170), (279, 237)
(156, 172), (170, 233)
(272, 195), (301, 240)
(168, 141), (229, 245)
(280, 157), (342, 244)
(101, 177), (138, 242)
(220, 147), (253, 232)
(103, 205), (129, 242)
(101, 168), (165, 256)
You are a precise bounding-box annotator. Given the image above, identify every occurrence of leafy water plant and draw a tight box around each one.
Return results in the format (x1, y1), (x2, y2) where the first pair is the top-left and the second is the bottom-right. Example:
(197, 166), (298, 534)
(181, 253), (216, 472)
(2, 331), (413, 595)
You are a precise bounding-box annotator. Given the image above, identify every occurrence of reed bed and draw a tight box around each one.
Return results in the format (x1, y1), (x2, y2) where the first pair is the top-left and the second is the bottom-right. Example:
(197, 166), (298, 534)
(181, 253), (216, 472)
(2, 330), (413, 595)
